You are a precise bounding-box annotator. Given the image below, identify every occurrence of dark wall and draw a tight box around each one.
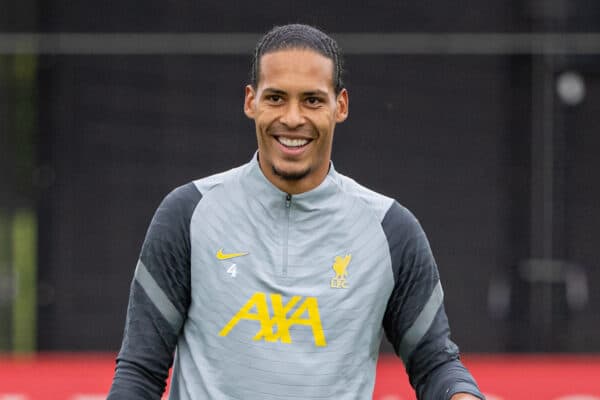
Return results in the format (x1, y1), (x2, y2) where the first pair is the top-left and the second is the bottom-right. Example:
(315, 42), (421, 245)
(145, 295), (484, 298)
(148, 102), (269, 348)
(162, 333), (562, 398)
(563, 63), (600, 351)
(35, 1), (523, 33)
(34, 2), (600, 352)
(37, 55), (255, 349)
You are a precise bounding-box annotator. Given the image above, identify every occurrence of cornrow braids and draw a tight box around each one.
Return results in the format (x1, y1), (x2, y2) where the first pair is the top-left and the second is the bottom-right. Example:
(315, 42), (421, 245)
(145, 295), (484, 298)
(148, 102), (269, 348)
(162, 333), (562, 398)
(250, 24), (345, 94)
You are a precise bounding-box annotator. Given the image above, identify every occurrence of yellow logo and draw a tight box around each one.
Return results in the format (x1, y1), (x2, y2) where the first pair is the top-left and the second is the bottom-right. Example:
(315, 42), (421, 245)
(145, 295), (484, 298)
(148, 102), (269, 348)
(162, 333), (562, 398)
(216, 248), (249, 260)
(219, 292), (327, 347)
(330, 254), (351, 289)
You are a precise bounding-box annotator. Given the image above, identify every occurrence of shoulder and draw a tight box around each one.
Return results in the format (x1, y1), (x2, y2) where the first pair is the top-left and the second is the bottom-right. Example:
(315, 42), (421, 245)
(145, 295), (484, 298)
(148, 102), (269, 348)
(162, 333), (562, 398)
(192, 163), (246, 197)
(157, 164), (245, 218)
(334, 171), (417, 225)
(334, 173), (394, 222)
(162, 181), (201, 207)
(333, 171), (424, 241)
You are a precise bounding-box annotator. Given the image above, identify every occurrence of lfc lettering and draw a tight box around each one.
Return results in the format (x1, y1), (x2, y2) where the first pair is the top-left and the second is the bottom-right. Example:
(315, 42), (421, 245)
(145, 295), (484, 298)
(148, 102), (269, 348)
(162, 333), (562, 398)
(330, 254), (351, 289)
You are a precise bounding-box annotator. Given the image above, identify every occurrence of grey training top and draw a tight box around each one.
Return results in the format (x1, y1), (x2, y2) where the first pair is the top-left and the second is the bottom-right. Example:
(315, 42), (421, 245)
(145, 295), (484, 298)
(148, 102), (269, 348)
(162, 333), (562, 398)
(108, 154), (484, 400)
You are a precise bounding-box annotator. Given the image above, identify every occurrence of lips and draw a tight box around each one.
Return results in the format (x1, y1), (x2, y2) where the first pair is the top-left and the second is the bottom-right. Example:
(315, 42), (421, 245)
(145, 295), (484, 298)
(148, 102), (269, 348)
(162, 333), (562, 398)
(276, 137), (311, 148)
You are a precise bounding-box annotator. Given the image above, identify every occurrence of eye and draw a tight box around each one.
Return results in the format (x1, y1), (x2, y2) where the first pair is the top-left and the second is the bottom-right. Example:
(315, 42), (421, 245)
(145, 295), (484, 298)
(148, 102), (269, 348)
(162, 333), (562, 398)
(266, 94), (283, 104)
(305, 97), (322, 106)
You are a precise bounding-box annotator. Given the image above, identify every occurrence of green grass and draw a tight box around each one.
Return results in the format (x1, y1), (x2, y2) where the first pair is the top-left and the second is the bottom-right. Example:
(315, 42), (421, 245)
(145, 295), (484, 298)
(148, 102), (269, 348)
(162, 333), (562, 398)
(12, 209), (36, 353)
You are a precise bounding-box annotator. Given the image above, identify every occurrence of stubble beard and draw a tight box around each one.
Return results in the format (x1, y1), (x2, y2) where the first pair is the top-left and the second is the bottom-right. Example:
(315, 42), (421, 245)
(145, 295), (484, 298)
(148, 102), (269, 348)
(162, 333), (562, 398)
(272, 164), (311, 181)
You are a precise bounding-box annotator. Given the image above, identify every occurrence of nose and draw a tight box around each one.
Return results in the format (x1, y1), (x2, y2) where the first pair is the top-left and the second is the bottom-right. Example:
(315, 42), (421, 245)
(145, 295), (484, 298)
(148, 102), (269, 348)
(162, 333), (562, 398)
(279, 101), (305, 128)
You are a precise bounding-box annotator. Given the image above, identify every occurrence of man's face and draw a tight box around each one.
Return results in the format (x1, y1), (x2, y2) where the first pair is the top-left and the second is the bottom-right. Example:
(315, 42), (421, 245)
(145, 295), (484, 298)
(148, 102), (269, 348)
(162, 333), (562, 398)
(244, 48), (348, 194)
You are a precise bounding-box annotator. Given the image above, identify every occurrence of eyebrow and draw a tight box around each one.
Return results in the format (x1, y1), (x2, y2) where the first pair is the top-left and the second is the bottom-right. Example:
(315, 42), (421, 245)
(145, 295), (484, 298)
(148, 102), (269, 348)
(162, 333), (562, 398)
(263, 88), (286, 95)
(303, 90), (329, 97)
(262, 88), (330, 97)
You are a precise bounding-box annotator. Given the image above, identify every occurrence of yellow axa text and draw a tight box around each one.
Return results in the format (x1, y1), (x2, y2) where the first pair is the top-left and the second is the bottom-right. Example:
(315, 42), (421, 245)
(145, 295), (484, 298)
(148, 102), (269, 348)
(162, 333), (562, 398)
(219, 292), (327, 347)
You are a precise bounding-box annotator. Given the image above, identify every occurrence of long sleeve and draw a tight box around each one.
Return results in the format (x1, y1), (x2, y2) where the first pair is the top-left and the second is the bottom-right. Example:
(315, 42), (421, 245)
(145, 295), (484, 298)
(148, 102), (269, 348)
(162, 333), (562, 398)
(107, 182), (202, 399)
(381, 201), (484, 400)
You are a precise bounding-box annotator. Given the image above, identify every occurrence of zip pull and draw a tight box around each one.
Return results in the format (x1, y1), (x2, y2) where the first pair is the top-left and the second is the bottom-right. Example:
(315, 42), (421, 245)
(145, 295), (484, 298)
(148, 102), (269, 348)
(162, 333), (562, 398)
(285, 193), (292, 208)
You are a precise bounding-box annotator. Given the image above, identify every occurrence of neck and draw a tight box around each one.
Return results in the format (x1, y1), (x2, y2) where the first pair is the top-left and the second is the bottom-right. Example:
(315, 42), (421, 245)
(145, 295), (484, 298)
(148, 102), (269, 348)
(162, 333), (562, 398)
(257, 157), (330, 195)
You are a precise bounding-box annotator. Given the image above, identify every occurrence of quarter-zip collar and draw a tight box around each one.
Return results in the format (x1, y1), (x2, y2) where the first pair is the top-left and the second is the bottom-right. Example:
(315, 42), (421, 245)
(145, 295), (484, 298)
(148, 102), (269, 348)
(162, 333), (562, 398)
(241, 152), (342, 212)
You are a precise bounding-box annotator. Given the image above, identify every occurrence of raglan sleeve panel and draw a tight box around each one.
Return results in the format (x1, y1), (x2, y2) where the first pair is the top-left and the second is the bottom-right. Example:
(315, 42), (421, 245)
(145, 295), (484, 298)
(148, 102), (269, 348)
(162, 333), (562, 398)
(107, 182), (202, 399)
(381, 201), (484, 400)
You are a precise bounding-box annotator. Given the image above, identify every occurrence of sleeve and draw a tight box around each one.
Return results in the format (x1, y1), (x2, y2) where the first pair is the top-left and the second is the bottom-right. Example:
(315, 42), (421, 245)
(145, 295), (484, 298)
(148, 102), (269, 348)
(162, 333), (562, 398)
(381, 201), (485, 400)
(107, 182), (202, 399)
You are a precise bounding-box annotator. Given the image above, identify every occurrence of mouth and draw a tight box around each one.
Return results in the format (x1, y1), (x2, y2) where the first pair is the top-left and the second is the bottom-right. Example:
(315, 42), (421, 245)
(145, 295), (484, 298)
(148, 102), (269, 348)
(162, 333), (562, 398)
(275, 136), (312, 149)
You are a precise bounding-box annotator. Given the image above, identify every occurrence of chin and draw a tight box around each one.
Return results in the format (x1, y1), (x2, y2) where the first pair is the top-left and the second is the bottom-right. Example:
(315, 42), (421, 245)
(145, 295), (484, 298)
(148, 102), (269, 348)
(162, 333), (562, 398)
(272, 164), (311, 181)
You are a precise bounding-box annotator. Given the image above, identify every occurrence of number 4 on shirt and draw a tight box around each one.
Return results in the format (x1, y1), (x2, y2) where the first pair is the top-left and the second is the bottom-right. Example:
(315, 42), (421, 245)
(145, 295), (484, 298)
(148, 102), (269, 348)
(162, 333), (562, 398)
(227, 264), (238, 278)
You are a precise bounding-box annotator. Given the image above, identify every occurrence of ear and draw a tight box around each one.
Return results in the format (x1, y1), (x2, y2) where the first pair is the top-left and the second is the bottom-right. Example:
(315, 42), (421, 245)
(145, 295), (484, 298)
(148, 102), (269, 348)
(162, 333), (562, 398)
(335, 88), (349, 123)
(244, 85), (257, 119)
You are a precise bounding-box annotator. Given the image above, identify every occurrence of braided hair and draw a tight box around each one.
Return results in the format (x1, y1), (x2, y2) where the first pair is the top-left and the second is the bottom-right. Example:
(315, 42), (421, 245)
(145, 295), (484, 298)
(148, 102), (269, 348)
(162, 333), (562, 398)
(250, 24), (345, 94)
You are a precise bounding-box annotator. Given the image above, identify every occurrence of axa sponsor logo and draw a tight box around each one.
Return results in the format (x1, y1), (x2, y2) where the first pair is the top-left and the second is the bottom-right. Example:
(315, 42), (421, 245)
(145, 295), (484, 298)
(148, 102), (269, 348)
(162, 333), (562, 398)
(219, 292), (327, 347)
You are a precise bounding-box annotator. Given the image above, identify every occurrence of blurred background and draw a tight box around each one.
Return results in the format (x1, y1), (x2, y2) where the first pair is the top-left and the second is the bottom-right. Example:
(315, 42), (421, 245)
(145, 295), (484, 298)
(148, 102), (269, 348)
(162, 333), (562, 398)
(0, 0), (599, 392)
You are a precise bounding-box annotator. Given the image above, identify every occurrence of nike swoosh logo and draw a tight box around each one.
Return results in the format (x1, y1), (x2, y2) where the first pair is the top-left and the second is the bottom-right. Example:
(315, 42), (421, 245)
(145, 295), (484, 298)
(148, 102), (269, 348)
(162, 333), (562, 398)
(216, 248), (249, 260)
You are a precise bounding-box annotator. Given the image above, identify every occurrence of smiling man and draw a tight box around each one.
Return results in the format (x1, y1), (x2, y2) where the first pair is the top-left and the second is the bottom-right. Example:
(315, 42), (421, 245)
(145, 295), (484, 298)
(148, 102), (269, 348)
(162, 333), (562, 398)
(108, 24), (484, 400)
(245, 47), (348, 194)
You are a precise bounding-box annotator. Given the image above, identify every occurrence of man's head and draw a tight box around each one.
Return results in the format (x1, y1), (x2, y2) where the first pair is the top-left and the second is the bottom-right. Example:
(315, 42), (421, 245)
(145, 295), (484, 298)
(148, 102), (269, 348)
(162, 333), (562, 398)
(250, 24), (344, 95)
(244, 24), (349, 195)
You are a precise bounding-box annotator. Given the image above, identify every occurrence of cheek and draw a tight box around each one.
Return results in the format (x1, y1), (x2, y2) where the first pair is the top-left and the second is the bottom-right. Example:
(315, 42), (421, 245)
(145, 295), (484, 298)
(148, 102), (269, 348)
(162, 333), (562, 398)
(255, 111), (276, 132)
(315, 114), (336, 134)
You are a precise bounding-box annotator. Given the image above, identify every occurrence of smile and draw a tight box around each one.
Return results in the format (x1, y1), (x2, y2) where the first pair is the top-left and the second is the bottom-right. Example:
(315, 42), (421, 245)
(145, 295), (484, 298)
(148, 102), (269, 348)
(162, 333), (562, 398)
(276, 137), (311, 148)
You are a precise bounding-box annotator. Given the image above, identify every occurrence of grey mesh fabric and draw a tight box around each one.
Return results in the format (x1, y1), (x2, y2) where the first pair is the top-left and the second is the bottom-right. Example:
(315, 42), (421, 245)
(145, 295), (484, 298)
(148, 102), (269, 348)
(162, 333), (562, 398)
(108, 154), (484, 400)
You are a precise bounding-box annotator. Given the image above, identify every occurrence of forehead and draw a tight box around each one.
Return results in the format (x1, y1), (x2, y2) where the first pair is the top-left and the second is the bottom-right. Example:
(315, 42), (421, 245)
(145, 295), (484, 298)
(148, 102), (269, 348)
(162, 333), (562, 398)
(257, 49), (335, 91)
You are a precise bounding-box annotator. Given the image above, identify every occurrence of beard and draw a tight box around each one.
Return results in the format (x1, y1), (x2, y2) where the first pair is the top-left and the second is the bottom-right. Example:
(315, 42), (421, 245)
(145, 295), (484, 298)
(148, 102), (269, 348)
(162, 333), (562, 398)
(272, 164), (312, 181)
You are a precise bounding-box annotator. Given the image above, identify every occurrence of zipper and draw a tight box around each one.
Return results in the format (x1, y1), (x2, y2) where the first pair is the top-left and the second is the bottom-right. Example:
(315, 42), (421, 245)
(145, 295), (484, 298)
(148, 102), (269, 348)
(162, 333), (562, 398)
(282, 193), (292, 276)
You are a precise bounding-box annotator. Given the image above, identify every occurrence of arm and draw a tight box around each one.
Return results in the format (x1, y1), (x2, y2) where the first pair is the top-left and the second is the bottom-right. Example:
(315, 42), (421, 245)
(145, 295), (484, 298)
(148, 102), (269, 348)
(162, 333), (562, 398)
(452, 395), (482, 400)
(107, 183), (202, 399)
(381, 202), (484, 400)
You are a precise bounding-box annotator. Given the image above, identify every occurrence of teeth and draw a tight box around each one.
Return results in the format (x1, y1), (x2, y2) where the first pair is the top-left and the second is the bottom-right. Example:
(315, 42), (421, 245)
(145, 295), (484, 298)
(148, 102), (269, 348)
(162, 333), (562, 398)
(278, 137), (309, 147)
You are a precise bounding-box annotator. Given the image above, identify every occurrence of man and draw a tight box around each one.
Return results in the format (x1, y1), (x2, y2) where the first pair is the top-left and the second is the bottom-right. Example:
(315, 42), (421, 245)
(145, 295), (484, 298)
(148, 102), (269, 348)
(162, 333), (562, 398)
(108, 24), (484, 399)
